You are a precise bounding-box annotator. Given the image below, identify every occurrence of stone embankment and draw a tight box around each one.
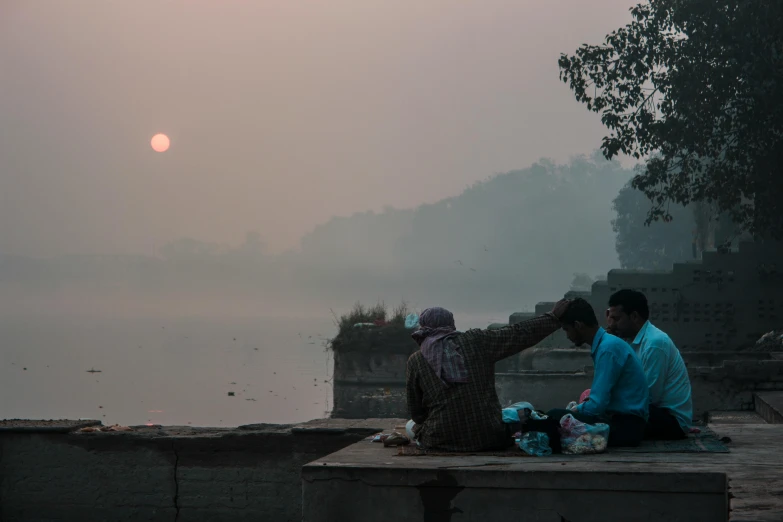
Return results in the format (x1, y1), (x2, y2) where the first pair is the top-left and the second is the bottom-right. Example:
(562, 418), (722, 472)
(0, 418), (400, 522)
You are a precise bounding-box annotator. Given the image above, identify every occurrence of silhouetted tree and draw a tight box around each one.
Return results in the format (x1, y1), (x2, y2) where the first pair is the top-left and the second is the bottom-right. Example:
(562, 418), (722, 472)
(559, 1), (783, 238)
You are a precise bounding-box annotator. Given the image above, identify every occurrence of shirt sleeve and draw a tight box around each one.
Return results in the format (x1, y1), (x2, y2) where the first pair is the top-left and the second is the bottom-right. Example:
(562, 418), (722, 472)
(577, 349), (624, 417)
(641, 342), (668, 406)
(406, 357), (428, 424)
(466, 314), (561, 363)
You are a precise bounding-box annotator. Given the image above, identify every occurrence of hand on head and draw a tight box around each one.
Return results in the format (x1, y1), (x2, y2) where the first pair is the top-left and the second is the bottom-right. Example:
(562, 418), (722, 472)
(550, 299), (572, 320)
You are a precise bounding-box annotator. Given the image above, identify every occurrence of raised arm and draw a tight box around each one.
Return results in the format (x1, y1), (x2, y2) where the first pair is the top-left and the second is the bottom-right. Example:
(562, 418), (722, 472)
(468, 299), (570, 363)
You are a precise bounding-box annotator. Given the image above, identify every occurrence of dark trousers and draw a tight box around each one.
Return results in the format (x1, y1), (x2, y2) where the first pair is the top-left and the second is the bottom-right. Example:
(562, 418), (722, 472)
(645, 405), (687, 440)
(525, 408), (646, 453)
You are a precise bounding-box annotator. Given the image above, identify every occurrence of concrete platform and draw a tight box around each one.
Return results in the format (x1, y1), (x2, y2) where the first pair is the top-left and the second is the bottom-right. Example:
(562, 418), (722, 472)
(302, 423), (783, 522)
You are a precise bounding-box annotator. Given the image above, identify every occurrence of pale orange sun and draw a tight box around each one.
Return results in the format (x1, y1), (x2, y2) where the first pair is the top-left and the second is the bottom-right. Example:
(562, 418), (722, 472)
(150, 133), (170, 152)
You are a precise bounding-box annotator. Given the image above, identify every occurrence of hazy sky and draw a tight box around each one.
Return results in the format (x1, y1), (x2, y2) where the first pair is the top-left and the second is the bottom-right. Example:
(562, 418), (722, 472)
(0, 0), (637, 256)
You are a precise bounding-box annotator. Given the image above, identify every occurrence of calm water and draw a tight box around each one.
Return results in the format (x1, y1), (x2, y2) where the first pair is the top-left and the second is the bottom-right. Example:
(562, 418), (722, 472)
(0, 315), (337, 427)
(0, 312), (505, 426)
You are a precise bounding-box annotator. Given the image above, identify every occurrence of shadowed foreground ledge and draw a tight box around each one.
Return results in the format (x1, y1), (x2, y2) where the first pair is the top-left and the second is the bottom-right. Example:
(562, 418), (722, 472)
(303, 421), (783, 522)
(0, 417), (403, 522)
(2, 414), (782, 521)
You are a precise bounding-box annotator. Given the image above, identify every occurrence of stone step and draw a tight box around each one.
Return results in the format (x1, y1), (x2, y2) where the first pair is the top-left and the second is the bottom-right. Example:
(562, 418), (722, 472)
(707, 411), (767, 425)
(754, 392), (783, 424)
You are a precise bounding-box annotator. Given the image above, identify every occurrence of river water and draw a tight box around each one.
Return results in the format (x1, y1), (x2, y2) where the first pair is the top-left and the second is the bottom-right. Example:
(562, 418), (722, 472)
(0, 311), (506, 426)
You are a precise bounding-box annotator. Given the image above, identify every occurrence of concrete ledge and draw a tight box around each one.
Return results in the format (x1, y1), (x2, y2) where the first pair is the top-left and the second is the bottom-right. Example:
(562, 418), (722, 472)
(708, 411), (768, 425)
(302, 436), (729, 522)
(291, 418), (405, 434)
(3, 418), (781, 520)
(0, 419), (102, 432)
(303, 424), (783, 522)
(0, 418), (404, 522)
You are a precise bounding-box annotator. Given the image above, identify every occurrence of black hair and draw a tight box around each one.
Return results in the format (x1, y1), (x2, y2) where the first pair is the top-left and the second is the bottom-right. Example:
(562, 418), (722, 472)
(608, 289), (650, 320)
(560, 298), (598, 327)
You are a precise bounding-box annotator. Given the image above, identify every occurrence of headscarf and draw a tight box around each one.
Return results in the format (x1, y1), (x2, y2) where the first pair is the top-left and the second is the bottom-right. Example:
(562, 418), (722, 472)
(411, 307), (468, 384)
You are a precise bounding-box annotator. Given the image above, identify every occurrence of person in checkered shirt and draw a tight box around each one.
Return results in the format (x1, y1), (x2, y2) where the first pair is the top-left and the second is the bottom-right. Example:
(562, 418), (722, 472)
(405, 299), (571, 452)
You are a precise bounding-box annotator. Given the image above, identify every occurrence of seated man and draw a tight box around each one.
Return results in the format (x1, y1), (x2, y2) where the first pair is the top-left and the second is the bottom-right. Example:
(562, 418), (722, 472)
(607, 289), (693, 440)
(525, 298), (649, 451)
(406, 300), (570, 452)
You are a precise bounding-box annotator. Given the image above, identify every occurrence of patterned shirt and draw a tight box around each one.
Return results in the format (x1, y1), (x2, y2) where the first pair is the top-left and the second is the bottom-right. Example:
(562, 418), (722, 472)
(406, 314), (561, 451)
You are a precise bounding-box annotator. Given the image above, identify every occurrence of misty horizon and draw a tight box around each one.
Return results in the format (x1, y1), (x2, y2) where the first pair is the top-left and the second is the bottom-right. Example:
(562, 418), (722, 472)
(1, 0), (638, 258)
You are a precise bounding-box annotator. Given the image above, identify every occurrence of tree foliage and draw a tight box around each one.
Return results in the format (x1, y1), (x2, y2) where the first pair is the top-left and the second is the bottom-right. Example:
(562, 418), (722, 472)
(558, 1), (783, 238)
(612, 177), (748, 269)
(570, 273), (595, 291)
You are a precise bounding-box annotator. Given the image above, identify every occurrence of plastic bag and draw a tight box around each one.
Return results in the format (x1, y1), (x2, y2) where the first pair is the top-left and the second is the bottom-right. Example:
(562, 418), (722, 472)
(405, 419), (416, 440)
(404, 313), (420, 329)
(519, 431), (552, 457)
(559, 414), (609, 454)
(502, 401), (535, 423)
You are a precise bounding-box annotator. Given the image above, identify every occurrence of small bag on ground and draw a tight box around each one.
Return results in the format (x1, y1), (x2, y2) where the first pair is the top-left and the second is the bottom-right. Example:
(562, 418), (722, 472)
(559, 414), (609, 454)
(519, 431), (553, 457)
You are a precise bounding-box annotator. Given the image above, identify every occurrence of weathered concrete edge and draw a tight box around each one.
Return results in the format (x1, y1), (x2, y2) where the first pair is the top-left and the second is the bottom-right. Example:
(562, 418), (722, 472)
(0, 418), (404, 521)
(0, 418), (396, 437)
(301, 464), (728, 494)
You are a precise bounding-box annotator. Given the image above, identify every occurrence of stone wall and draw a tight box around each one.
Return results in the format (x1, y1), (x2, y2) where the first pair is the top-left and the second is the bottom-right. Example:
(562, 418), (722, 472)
(332, 384), (408, 419)
(518, 348), (591, 371)
(517, 349), (777, 373)
(334, 360), (783, 420)
(690, 360), (783, 414)
(0, 418), (398, 522)
(533, 241), (783, 351)
(333, 351), (412, 384)
(495, 371), (593, 411)
(496, 360), (783, 418)
(331, 325), (416, 385)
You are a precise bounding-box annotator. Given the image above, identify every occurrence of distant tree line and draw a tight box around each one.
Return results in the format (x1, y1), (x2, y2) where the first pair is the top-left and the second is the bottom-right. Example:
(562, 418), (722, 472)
(0, 152), (734, 312)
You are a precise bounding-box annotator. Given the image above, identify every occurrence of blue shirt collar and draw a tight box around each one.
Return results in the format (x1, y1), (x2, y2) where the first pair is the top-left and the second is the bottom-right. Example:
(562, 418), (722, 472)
(591, 327), (606, 355)
(631, 320), (652, 347)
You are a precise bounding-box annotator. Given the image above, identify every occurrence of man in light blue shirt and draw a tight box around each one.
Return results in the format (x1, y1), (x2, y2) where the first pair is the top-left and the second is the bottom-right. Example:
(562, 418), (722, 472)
(524, 299), (649, 450)
(607, 290), (692, 440)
